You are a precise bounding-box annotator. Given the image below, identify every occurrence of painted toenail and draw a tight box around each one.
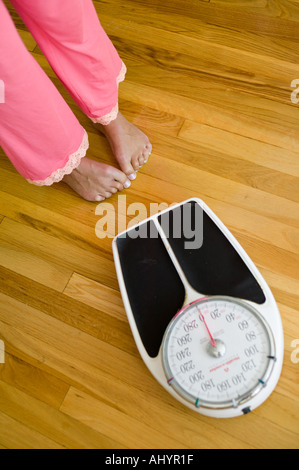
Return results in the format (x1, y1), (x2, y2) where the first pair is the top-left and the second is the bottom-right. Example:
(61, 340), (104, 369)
(128, 173), (136, 180)
(124, 180), (131, 188)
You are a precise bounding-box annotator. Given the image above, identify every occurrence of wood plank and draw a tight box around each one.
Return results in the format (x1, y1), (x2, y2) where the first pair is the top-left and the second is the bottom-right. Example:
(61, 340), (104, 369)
(60, 387), (185, 449)
(0, 188), (113, 257)
(0, 218), (72, 291)
(105, 17), (299, 89)
(0, 235), (70, 291)
(135, 153), (299, 230)
(121, 59), (296, 119)
(63, 272), (126, 322)
(0, 217), (118, 290)
(60, 378), (299, 449)
(0, 380), (123, 449)
(119, 82), (299, 161)
(66, 378), (299, 448)
(1, 290), (298, 448)
(18, 29), (36, 51)
(98, 7), (299, 62)
(259, 267), (299, 311)
(0, 267), (135, 356)
(0, 164), (117, 237)
(60, 385), (253, 450)
(2, 162), (299, 260)
(0, 293), (146, 392)
(178, 119), (299, 177)
(0, 352), (69, 410)
(31, 25), (299, 145)
(0, 411), (64, 449)
(122, 0), (299, 32)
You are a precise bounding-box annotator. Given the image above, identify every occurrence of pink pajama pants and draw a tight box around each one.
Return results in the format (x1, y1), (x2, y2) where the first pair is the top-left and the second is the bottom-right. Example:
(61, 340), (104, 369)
(0, 0), (126, 185)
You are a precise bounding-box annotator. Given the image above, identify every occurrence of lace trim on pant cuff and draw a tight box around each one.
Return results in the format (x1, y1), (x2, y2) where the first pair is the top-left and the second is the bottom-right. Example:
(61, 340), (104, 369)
(89, 61), (127, 125)
(90, 102), (119, 125)
(27, 130), (89, 186)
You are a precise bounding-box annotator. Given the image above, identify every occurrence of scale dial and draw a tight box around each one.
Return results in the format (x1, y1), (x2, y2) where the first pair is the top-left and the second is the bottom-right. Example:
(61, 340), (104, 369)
(162, 296), (276, 411)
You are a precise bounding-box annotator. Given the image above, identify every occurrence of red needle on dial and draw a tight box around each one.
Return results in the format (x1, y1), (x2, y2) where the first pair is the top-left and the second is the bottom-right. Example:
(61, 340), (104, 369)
(197, 307), (217, 348)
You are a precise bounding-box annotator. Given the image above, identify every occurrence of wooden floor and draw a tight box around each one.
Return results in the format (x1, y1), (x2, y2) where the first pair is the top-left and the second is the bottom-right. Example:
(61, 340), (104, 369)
(1, 0), (299, 449)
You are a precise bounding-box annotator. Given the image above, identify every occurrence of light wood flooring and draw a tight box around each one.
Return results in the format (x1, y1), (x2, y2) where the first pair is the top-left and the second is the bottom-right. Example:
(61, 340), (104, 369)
(0, 0), (299, 449)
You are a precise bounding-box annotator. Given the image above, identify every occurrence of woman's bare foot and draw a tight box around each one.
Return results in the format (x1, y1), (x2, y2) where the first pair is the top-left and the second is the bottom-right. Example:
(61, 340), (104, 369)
(63, 112), (151, 202)
(94, 112), (152, 180)
(63, 157), (131, 202)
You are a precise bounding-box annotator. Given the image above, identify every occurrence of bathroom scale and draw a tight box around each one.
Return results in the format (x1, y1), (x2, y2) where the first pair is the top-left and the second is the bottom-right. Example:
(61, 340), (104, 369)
(112, 198), (284, 418)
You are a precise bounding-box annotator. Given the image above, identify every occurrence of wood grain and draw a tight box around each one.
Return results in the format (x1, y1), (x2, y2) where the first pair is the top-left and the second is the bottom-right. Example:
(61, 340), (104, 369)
(0, 0), (298, 449)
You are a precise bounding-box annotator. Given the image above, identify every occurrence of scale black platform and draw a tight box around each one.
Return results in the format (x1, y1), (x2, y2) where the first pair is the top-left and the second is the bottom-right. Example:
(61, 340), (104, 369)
(112, 198), (283, 418)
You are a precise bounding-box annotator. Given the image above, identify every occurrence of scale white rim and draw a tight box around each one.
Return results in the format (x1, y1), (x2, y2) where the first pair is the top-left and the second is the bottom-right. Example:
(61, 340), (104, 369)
(161, 295), (276, 411)
(112, 198), (284, 418)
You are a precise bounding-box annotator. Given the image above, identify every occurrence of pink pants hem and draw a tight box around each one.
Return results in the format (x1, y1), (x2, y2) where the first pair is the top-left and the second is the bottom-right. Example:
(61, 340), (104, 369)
(0, 0), (125, 185)
(27, 61), (126, 186)
(88, 62), (127, 125)
(27, 129), (89, 186)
